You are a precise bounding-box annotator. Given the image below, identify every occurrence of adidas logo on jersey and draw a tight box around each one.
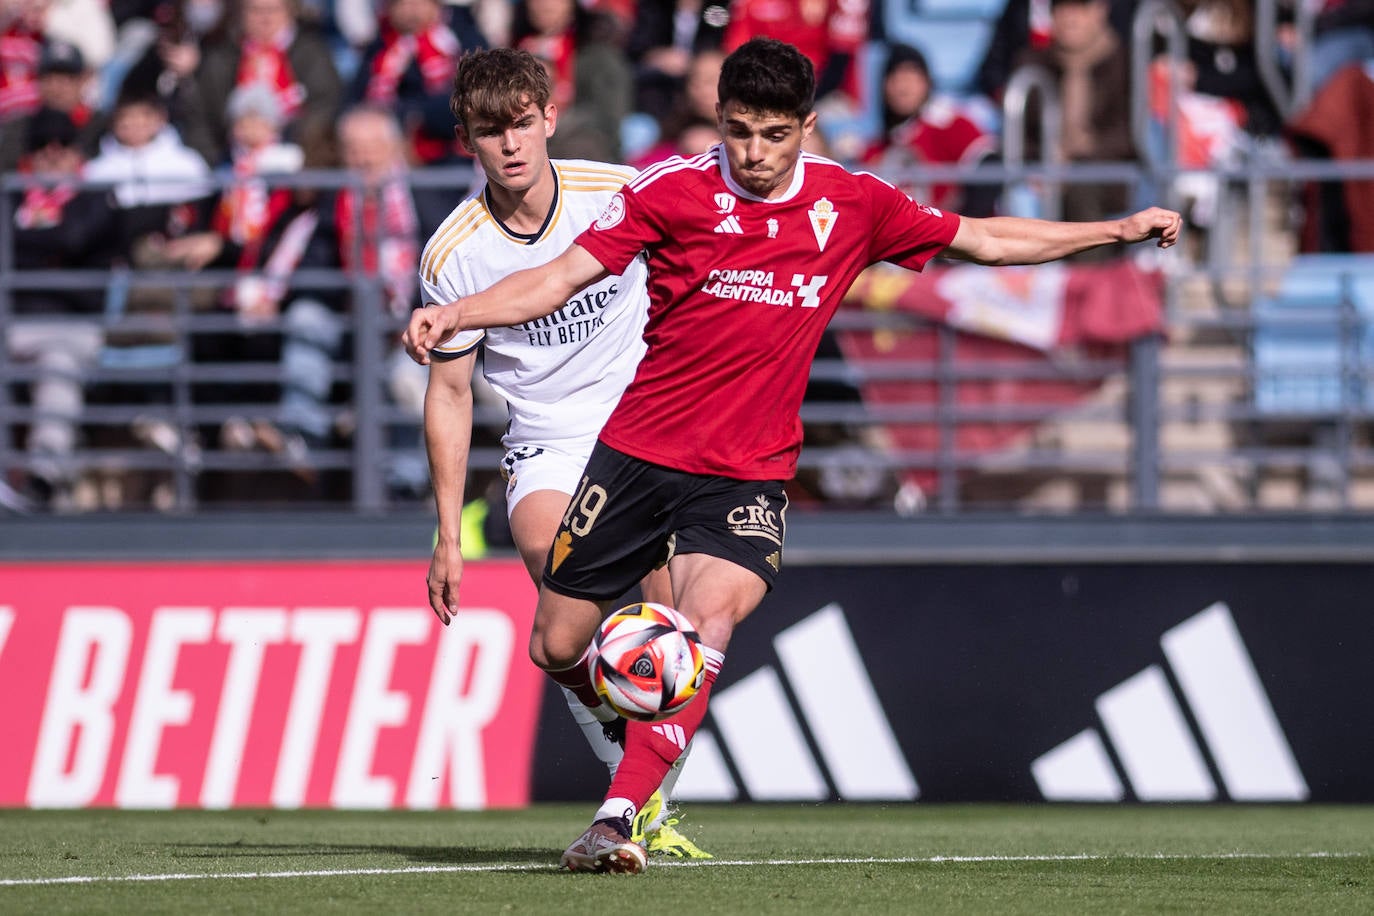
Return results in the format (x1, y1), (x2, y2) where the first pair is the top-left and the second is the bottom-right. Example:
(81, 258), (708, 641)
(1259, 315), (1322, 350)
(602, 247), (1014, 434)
(714, 215), (744, 235)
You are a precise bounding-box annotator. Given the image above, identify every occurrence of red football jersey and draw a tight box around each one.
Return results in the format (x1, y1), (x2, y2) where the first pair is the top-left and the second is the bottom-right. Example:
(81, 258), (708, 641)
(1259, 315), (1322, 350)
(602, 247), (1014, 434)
(576, 146), (960, 480)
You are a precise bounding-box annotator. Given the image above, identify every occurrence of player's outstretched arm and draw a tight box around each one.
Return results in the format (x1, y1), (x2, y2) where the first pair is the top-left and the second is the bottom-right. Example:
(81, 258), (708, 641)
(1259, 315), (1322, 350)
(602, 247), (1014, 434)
(424, 350), (478, 625)
(404, 243), (611, 365)
(942, 207), (1183, 267)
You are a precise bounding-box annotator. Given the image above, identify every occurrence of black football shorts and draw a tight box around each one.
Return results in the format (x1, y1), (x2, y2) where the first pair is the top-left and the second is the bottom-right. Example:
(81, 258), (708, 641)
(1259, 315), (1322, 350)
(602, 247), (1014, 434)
(541, 442), (788, 602)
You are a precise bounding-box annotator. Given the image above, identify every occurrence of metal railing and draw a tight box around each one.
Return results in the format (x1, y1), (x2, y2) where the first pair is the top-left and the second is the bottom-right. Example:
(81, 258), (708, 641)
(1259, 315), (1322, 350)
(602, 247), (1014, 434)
(4, 3), (1373, 515)
(4, 153), (1370, 516)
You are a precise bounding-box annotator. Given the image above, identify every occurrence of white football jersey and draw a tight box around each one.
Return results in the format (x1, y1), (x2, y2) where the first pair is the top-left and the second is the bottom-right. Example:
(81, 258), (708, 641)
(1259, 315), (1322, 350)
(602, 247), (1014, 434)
(420, 160), (650, 453)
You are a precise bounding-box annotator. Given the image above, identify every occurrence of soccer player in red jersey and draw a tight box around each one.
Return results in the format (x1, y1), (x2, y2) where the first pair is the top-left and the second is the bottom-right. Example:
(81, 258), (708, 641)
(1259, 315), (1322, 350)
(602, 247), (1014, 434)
(405, 37), (1182, 874)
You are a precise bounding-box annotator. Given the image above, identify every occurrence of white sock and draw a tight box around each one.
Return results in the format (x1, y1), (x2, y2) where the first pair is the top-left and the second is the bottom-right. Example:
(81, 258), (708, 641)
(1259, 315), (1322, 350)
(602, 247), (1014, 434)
(595, 796), (636, 823)
(561, 686), (624, 775)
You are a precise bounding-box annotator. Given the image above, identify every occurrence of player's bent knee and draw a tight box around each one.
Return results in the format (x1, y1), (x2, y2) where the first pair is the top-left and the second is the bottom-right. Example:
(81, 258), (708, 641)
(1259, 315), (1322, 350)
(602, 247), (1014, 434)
(528, 630), (585, 672)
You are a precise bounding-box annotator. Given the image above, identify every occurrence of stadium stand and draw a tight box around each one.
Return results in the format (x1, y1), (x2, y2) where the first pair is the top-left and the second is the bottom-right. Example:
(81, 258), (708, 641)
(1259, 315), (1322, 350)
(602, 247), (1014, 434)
(5, 0), (1374, 515)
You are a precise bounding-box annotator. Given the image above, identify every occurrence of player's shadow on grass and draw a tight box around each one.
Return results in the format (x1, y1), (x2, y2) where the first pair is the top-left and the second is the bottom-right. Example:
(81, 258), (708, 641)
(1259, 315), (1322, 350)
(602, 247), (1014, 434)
(167, 842), (554, 866)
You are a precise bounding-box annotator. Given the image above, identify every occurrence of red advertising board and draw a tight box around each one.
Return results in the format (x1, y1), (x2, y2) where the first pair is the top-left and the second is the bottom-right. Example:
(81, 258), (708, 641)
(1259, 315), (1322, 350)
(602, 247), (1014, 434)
(0, 560), (542, 809)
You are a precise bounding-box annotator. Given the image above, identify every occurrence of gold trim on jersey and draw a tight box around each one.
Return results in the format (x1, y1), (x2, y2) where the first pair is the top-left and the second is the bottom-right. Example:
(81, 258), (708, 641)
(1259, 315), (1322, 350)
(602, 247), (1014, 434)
(421, 198), (487, 285)
(480, 185), (563, 245)
(557, 163), (636, 184)
(432, 327), (485, 356)
(421, 162), (632, 285)
(560, 182), (631, 193)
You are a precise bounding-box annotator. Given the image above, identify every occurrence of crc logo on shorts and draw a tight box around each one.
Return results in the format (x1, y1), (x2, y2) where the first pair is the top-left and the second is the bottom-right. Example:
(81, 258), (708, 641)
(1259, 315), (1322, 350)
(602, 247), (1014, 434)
(594, 193), (626, 230)
(727, 494), (783, 546)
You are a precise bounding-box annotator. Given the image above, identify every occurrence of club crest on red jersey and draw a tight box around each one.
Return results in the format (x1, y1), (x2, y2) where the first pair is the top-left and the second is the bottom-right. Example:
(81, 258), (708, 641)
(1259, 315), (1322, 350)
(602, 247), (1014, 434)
(808, 198), (838, 251)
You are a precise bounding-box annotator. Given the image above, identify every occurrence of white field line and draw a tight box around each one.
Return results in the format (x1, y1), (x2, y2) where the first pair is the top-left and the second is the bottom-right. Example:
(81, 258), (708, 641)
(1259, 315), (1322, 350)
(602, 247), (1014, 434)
(0, 852), (1367, 888)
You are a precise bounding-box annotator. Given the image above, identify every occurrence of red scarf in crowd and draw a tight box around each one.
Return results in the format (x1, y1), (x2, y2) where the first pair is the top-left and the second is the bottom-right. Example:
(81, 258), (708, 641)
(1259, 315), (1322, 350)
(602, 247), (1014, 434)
(365, 22), (459, 103)
(0, 24), (42, 123)
(334, 174), (418, 315)
(214, 151), (294, 267)
(516, 33), (576, 110)
(14, 169), (78, 229)
(237, 33), (304, 120)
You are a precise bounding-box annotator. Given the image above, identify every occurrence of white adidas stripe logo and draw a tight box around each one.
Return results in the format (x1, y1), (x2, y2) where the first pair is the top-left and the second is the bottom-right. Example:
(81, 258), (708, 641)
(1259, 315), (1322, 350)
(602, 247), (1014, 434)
(713, 215), (743, 235)
(1032, 602), (1308, 802)
(674, 603), (918, 802)
(652, 722), (687, 751)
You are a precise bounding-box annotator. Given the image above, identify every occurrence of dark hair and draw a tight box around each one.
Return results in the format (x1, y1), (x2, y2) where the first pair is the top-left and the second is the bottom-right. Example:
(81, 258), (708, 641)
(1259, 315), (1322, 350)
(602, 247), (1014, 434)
(25, 107), (79, 152)
(450, 47), (554, 132)
(717, 37), (815, 121)
(883, 43), (929, 80)
(113, 88), (169, 114)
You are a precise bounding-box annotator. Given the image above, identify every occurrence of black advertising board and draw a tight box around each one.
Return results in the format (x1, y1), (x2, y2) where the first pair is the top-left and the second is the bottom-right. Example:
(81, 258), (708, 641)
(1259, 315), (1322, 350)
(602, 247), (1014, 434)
(533, 563), (1374, 802)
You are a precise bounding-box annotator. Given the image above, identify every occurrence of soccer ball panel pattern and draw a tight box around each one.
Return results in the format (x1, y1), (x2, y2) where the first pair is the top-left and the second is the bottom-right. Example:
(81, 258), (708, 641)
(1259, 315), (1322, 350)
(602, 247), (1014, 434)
(590, 602), (705, 722)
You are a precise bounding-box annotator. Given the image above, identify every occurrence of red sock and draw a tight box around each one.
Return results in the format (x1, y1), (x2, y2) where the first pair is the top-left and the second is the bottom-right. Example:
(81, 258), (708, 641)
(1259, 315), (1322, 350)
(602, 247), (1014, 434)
(545, 650), (603, 710)
(605, 667), (718, 809)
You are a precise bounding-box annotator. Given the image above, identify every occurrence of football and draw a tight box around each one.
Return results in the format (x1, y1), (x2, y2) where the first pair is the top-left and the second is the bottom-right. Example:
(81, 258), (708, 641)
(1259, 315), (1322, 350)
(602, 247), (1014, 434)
(590, 602), (706, 721)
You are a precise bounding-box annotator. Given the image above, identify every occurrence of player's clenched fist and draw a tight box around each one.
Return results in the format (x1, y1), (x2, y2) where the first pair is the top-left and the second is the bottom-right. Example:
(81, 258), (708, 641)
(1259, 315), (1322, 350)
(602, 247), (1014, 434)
(1120, 207), (1183, 249)
(403, 302), (463, 365)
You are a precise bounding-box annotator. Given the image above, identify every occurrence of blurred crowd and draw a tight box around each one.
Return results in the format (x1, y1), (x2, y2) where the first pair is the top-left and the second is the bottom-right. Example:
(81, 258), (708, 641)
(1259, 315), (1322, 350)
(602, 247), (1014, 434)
(3, 0), (1374, 513)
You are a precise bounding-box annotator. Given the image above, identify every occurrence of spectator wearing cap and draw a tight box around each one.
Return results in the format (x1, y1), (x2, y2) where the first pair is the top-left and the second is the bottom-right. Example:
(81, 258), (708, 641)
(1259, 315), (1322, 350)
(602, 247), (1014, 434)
(43, 0), (116, 72)
(6, 106), (120, 507)
(0, 40), (110, 171)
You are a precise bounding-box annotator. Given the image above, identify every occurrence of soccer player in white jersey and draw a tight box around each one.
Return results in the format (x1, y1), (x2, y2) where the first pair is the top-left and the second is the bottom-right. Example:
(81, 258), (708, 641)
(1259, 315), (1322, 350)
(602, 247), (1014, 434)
(418, 47), (708, 859)
(406, 38), (1183, 874)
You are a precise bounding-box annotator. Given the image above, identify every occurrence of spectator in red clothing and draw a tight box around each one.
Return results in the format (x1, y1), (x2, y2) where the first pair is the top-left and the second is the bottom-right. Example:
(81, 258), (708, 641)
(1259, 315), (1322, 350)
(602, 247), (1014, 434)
(183, 0), (343, 165)
(721, 0), (869, 102)
(153, 82), (304, 293)
(348, 0), (465, 165)
(861, 43), (997, 216)
(0, 0), (48, 123)
(0, 39), (110, 170)
(511, 0), (633, 160)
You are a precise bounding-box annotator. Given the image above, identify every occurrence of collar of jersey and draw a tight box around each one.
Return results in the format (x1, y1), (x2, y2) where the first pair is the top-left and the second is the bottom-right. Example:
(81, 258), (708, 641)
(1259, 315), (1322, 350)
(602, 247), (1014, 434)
(482, 161), (561, 244)
(717, 144), (807, 204)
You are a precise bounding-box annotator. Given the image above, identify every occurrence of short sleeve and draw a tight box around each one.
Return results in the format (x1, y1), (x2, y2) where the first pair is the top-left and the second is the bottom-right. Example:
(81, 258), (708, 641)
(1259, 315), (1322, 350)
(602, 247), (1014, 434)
(422, 254), (484, 357)
(576, 186), (664, 275)
(863, 173), (961, 271)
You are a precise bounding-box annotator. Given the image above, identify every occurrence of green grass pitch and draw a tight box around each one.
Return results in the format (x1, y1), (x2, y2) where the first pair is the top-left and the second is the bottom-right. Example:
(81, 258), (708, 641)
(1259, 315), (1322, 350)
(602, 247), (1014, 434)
(2, 804), (1371, 914)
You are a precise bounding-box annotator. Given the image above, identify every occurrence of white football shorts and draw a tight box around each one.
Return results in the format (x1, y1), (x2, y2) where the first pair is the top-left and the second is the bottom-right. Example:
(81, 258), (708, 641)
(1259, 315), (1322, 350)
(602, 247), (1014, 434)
(500, 444), (591, 514)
